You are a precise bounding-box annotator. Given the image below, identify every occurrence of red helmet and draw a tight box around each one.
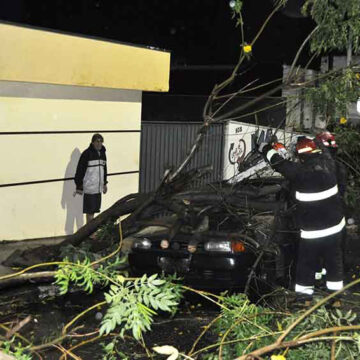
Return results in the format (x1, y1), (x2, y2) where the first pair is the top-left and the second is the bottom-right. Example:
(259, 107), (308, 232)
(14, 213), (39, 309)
(273, 142), (288, 158)
(315, 131), (338, 148)
(273, 142), (286, 151)
(295, 137), (318, 155)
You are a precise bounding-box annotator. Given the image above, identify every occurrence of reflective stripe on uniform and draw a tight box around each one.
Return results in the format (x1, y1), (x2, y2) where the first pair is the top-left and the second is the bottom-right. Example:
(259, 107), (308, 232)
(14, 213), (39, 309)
(297, 146), (313, 153)
(300, 217), (345, 239)
(315, 268), (327, 280)
(315, 272), (322, 280)
(295, 284), (314, 295)
(266, 149), (278, 162)
(296, 185), (338, 202)
(326, 280), (343, 291)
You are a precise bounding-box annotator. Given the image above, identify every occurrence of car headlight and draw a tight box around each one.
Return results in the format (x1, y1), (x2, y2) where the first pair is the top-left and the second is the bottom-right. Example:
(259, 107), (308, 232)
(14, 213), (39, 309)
(133, 238), (152, 249)
(204, 241), (232, 252)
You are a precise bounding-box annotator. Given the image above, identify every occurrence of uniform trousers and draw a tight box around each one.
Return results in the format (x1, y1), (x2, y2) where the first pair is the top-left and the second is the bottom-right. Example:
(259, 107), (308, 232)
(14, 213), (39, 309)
(296, 232), (343, 290)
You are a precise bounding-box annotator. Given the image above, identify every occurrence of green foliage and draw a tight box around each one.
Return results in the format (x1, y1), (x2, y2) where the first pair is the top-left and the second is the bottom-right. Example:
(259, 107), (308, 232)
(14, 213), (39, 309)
(95, 221), (119, 243)
(333, 125), (360, 211)
(59, 242), (96, 262)
(205, 294), (276, 359)
(55, 252), (181, 343)
(1, 339), (32, 360)
(335, 124), (360, 155)
(301, 0), (360, 122)
(59, 222), (119, 263)
(231, 0), (243, 20)
(54, 255), (128, 295)
(305, 69), (360, 122)
(303, 0), (360, 55)
(202, 295), (360, 360)
(96, 254), (129, 278)
(284, 307), (360, 360)
(101, 338), (129, 360)
(99, 273), (182, 340)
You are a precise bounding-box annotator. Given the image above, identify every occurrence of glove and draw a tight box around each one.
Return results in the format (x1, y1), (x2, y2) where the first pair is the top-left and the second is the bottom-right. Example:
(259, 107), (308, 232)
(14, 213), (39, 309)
(314, 137), (326, 150)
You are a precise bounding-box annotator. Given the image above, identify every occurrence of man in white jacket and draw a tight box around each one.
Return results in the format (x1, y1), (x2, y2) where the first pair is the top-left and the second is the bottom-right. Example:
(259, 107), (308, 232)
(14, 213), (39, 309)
(74, 133), (108, 223)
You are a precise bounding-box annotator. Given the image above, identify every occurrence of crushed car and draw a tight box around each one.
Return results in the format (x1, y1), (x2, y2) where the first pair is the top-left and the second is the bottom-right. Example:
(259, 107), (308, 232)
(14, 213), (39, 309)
(125, 134), (298, 292)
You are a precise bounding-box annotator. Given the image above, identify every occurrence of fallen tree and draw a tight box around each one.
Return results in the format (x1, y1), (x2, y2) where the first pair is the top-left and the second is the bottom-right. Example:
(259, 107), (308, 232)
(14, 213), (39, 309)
(2, 1), (360, 359)
(3, 165), (283, 270)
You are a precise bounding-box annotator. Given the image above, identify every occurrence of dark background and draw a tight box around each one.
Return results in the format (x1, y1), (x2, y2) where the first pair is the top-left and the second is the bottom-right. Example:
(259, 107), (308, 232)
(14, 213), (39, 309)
(0, 0), (315, 95)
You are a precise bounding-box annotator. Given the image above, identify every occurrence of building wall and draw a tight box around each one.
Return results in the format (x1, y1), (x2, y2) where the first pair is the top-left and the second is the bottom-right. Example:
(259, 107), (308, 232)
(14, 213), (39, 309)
(282, 65), (319, 130)
(0, 23), (170, 92)
(0, 82), (141, 241)
(139, 122), (224, 193)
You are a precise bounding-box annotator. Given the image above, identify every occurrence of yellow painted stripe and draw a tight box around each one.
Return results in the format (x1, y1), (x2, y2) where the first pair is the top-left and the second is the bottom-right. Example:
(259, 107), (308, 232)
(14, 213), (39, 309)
(0, 23), (170, 91)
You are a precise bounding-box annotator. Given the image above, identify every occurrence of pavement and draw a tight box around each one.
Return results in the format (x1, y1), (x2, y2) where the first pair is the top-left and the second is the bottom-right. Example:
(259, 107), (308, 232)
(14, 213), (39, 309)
(0, 237), (65, 275)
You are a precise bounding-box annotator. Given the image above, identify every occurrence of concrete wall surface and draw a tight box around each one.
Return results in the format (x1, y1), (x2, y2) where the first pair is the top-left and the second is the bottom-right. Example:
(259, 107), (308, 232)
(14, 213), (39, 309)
(0, 83), (141, 241)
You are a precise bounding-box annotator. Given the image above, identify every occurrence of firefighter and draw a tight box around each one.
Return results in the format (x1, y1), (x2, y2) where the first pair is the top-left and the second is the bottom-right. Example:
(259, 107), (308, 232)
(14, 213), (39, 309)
(260, 137), (345, 305)
(315, 131), (348, 278)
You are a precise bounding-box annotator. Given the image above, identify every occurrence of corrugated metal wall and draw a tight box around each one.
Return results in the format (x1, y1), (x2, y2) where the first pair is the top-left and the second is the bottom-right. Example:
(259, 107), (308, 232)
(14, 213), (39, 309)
(139, 122), (224, 192)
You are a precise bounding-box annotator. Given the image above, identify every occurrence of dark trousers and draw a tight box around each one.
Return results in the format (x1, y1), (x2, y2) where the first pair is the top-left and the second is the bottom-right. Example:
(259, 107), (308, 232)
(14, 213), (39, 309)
(296, 232), (343, 288)
(316, 227), (347, 273)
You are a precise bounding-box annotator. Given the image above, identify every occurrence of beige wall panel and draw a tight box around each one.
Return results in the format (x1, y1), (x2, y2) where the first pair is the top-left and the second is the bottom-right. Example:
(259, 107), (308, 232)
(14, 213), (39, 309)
(1, 132), (140, 185)
(0, 96), (141, 132)
(0, 81), (143, 102)
(0, 24), (170, 92)
(0, 173), (139, 241)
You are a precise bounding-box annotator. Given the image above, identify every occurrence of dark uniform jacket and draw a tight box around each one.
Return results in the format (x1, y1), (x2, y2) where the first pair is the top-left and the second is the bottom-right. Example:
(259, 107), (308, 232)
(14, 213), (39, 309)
(74, 144), (107, 194)
(335, 160), (347, 198)
(266, 149), (345, 238)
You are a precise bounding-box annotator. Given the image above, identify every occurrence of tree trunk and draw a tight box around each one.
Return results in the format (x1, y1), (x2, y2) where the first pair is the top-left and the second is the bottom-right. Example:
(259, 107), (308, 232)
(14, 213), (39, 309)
(0, 271), (56, 289)
(61, 192), (150, 247)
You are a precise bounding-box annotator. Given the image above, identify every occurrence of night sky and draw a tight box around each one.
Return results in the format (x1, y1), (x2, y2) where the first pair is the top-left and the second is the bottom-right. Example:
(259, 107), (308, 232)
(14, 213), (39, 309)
(0, 0), (314, 95)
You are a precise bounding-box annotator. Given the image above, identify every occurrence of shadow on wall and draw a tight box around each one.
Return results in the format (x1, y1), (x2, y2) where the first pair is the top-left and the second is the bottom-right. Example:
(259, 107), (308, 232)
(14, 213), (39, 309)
(61, 148), (84, 235)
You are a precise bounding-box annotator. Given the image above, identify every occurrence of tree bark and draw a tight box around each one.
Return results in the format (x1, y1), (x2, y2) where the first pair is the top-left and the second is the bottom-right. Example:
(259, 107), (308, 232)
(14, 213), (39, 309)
(60, 192), (150, 247)
(0, 271), (55, 289)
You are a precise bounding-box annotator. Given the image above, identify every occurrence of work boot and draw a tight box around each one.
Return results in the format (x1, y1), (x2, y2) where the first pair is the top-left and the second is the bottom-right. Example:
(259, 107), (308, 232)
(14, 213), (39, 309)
(293, 294), (313, 309)
(324, 298), (342, 309)
(298, 299), (313, 308)
(324, 290), (347, 309)
(331, 299), (342, 308)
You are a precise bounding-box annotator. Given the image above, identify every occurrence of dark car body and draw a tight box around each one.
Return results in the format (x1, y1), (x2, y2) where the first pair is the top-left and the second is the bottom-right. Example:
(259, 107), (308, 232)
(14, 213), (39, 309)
(127, 177), (296, 290)
(129, 231), (260, 289)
